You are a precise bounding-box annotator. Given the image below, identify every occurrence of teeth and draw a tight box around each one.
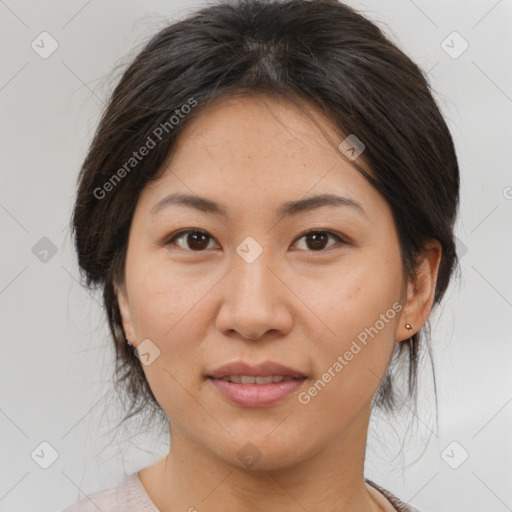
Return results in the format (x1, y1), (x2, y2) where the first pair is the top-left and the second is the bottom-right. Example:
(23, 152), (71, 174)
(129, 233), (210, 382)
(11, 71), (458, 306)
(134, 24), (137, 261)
(256, 376), (275, 384)
(219, 375), (292, 384)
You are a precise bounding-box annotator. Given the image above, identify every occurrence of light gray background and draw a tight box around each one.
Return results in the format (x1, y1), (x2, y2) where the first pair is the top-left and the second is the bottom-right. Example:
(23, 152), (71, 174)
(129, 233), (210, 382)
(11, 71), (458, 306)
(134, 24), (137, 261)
(1, 1), (511, 511)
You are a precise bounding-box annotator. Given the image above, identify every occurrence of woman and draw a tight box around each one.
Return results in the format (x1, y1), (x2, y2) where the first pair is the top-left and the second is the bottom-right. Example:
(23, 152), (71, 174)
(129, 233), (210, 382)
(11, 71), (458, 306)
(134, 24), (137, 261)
(64, 0), (459, 510)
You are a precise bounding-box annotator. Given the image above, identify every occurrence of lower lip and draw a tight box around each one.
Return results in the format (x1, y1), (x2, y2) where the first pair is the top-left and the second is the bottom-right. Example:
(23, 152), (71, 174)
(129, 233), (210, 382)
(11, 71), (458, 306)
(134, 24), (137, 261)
(208, 377), (306, 407)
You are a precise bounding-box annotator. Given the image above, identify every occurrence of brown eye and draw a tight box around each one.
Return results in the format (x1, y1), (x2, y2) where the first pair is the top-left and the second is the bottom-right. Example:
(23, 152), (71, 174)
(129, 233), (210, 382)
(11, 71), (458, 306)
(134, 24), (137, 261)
(294, 230), (345, 251)
(165, 229), (346, 253)
(167, 230), (217, 251)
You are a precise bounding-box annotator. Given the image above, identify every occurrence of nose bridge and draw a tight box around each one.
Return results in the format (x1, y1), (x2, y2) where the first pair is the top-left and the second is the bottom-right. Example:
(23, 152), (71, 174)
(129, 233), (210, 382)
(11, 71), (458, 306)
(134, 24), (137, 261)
(232, 239), (279, 308)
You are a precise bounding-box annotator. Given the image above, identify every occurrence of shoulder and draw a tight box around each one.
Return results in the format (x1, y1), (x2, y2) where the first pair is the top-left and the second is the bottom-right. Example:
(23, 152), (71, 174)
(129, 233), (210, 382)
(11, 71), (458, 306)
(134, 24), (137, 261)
(61, 472), (158, 512)
(366, 479), (422, 512)
(61, 482), (118, 512)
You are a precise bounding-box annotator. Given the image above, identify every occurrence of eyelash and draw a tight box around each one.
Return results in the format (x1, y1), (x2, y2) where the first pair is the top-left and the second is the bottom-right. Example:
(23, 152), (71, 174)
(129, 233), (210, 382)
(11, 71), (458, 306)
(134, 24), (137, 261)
(164, 229), (348, 253)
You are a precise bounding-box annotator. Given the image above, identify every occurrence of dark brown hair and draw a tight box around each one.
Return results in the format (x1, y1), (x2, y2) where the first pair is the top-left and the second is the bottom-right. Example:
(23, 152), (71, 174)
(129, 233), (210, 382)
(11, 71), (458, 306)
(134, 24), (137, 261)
(71, 0), (460, 428)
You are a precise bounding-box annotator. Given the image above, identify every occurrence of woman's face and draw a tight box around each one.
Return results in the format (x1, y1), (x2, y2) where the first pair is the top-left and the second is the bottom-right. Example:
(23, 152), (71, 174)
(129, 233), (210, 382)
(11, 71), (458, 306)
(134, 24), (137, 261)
(117, 94), (416, 470)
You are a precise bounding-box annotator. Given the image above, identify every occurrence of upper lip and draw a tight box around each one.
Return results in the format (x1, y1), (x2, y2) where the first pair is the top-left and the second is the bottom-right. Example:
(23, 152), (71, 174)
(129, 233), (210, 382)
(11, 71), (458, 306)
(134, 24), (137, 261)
(207, 361), (307, 379)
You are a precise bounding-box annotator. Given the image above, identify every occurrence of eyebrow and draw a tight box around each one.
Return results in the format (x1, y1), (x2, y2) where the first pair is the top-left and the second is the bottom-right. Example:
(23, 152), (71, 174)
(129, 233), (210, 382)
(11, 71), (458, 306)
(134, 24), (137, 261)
(149, 192), (365, 218)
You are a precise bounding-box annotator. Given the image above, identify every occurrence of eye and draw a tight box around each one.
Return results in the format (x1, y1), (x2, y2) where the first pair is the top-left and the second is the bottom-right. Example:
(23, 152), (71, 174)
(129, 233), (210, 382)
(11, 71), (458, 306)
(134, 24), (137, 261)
(165, 229), (218, 251)
(164, 229), (347, 253)
(292, 230), (346, 252)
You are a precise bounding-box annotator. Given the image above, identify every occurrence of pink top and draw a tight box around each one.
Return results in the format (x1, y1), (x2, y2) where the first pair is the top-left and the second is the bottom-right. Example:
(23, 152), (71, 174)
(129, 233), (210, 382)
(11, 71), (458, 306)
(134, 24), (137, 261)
(61, 472), (420, 512)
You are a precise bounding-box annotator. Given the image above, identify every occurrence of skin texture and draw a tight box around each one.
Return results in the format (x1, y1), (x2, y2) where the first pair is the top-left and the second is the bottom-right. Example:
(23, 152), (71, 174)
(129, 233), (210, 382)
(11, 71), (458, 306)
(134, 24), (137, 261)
(116, 94), (441, 512)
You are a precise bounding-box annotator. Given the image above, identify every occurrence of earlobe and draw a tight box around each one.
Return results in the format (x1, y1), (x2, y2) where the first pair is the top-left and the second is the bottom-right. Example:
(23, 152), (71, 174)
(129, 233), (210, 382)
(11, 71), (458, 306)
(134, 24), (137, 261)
(397, 240), (442, 343)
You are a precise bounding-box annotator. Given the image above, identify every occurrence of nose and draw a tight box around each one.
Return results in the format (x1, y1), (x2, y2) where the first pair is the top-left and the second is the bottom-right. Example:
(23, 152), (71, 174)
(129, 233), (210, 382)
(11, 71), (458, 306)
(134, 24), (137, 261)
(215, 251), (294, 341)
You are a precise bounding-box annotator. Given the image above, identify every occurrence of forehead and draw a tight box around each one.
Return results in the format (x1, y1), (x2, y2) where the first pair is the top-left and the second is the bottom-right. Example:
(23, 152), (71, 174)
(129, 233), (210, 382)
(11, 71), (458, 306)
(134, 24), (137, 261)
(135, 93), (383, 221)
(171, 93), (341, 162)
(163, 95), (361, 177)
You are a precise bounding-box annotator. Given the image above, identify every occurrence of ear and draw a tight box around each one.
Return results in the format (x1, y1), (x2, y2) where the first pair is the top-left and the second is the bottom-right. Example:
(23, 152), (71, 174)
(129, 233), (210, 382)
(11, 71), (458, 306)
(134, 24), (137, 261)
(116, 282), (137, 344)
(396, 239), (442, 342)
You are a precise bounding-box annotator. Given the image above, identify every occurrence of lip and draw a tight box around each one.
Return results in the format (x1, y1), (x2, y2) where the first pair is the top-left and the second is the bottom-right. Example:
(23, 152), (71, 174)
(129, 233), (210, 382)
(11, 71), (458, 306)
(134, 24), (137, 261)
(206, 360), (307, 407)
(207, 361), (307, 379)
(208, 378), (306, 407)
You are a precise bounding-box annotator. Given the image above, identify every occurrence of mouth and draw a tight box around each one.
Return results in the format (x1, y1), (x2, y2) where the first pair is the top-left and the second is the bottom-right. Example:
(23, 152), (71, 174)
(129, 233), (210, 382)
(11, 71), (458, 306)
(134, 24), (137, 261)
(211, 375), (302, 384)
(206, 361), (308, 407)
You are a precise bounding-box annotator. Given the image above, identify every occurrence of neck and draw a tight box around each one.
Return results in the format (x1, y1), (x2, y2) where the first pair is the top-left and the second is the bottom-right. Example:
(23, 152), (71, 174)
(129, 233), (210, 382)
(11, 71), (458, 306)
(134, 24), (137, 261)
(140, 404), (382, 512)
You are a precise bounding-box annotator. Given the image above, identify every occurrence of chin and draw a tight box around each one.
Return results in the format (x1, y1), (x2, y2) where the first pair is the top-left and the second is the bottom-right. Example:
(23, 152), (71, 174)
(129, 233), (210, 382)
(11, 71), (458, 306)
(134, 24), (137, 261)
(217, 435), (313, 473)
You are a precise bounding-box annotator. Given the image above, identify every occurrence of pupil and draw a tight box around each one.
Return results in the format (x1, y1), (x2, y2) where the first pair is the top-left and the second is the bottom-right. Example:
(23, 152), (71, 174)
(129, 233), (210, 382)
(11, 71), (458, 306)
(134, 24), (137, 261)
(188, 232), (208, 250)
(308, 232), (327, 250)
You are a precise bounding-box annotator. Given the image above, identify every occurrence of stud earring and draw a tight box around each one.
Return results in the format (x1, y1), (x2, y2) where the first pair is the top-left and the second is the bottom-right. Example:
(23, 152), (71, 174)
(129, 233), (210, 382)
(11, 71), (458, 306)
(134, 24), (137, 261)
(405, 323), (412, 330)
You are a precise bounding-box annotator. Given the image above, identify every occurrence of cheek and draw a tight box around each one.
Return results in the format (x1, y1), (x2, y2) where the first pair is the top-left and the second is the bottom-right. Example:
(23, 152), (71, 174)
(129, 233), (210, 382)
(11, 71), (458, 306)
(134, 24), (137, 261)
(300, 306), (399, 427)
(302, 246), (402, 335)
(125, 261), (214, 417)
(124, 257), (220, 403)
(126, 255), (211, 336)
(297, 251), (403, 406)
